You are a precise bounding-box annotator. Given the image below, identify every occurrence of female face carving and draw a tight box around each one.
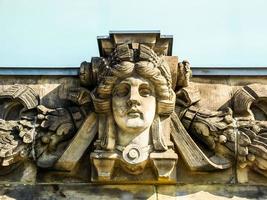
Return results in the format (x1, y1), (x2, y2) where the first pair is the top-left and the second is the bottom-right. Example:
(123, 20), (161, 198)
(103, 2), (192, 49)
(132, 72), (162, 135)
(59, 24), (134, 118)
(112, 75), (156, 134)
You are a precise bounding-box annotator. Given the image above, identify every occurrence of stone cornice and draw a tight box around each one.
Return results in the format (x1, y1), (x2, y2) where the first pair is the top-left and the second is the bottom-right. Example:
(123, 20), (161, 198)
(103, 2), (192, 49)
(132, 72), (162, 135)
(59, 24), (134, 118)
(0, 66), (267, 76)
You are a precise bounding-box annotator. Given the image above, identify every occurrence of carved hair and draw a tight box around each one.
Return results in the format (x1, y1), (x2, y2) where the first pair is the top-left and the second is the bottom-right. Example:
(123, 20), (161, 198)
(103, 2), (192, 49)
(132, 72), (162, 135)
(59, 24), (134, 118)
(91, 44), (175, 116)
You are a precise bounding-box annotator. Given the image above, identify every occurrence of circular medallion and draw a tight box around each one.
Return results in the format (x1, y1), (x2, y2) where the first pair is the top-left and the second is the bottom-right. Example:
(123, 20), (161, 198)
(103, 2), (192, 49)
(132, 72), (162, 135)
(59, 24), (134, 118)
(122, 144), (144, 164)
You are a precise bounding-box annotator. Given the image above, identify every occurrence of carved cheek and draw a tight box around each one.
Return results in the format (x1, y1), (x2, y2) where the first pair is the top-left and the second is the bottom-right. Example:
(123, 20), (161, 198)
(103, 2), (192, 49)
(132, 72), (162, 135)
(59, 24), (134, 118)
(112, 96), (128, 117)
(140, 96), (156, 122)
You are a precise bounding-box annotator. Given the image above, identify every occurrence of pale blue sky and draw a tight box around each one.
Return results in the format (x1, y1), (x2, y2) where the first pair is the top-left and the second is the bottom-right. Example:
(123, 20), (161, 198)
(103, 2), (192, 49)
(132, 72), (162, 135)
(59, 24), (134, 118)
(0, 0), (266, 67)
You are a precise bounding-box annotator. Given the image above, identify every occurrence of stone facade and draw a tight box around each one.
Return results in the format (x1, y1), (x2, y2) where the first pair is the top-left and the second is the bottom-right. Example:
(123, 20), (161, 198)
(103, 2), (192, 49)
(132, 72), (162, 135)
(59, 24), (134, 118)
(0, 32), (267, 199)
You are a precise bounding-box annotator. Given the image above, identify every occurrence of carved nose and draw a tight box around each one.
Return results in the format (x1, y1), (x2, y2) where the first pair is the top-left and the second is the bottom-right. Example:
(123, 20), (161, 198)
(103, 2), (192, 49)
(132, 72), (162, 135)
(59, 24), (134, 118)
(127, 99), (141, 107)
(127, 87), (141, 107)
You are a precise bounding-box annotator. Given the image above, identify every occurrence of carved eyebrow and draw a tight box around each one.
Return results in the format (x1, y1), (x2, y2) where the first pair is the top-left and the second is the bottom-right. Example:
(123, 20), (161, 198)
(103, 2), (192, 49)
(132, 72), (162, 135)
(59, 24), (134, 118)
(119, 80), (131, 85)
(119, 79), (139, 87)
(139, 83), (150, 87)
(139, 83), (154, 94)
(117, 78), (150, 87)
(113, 82), (129, 90)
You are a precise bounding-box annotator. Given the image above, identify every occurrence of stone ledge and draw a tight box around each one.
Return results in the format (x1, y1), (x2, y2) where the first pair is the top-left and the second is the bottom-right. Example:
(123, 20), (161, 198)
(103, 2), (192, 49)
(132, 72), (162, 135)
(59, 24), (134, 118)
(0, 184), (267, 200)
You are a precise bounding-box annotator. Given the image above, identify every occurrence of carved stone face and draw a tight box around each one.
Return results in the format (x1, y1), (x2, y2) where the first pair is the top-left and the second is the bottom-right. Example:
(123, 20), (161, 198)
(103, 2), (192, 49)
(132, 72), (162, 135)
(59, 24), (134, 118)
(112, 75), (156, 134)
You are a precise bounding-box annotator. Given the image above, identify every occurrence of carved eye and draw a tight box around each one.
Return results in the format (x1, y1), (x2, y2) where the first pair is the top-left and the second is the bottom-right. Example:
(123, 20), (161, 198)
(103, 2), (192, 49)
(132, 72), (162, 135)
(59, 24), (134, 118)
(139, 84), (152, 97)
(113, 84), (129, 97)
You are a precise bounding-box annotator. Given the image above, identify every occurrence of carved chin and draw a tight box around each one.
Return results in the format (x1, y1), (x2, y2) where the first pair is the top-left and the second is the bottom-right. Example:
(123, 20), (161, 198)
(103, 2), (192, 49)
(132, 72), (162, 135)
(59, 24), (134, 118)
(126, 118), (146, 129)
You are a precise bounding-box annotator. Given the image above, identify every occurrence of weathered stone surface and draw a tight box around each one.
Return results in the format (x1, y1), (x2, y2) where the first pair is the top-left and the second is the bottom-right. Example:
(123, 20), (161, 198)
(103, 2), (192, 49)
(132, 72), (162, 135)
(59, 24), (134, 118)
(54, 112), (97, 171)
(0, 184), (156, 200)
(157, 184), (267, 200)
(1, 184), (267, 199)
(0, 32), (267, 187)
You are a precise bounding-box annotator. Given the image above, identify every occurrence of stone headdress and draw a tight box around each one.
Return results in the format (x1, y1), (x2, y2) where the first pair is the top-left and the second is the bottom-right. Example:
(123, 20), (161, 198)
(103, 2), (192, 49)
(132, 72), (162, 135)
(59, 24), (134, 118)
(91, 43), (176, 116)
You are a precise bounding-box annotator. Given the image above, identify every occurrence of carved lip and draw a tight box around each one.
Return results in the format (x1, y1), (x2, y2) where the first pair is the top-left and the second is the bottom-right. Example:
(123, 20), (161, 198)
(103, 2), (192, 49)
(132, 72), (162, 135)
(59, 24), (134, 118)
(127, 108), (142, 118)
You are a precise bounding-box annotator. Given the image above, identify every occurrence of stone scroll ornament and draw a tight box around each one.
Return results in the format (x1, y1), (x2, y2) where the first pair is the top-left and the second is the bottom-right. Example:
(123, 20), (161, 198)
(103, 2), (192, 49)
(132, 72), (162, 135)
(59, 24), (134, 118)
(175, 63), (267, 178)
(0, 85), (39, 182)
(1, 42), (267, 184)
(0, 85), (89, 183)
